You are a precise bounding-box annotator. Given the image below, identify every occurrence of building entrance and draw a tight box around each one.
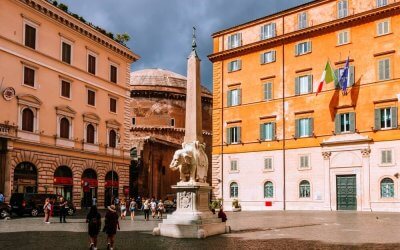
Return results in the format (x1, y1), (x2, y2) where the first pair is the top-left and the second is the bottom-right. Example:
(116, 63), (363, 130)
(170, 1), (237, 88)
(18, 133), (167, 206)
(336, 175), (357, 210)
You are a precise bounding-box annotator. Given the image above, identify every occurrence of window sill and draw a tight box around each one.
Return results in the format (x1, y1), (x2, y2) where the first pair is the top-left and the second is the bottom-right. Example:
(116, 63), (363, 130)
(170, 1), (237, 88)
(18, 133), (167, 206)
(21, 83), (37, 90)
(109, 111), (117, 115)
(375, 32), (393, 38)
(56, 138), (74, 148)
(228, 69), (241, 73)
(86, 104), (96, 109)
(295, 51), (312, 57)
(298, 167), (312, 171)
(229, 170), (240, 174)
(379, 163), (395, 167)
(336, 42), (352, 47)
(60, 96), (72, 101)
(263, 169), (274, 173)
(261, 61), (276, 65)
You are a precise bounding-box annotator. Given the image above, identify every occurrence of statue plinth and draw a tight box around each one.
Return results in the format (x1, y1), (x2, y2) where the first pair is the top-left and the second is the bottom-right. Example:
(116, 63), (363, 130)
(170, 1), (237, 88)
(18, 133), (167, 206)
(153, 184), (228, 238)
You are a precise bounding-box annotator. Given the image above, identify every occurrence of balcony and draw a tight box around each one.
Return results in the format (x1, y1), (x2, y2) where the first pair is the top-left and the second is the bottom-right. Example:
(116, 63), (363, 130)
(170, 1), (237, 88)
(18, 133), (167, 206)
(0, 123), (17, 138)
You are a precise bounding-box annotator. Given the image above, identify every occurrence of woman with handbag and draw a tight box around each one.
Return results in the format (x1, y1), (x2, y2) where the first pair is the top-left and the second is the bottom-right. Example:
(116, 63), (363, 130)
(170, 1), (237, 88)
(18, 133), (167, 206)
(103, 205), (120, 250)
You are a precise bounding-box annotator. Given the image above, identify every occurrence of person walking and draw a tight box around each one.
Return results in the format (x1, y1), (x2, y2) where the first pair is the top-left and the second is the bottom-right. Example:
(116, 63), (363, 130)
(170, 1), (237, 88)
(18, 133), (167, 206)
(86, 205), (101, 250)
(103, 205), (120, 250)
(150, 199), (157, 219)
(129, 198), (136, 221)
(0, 192), (4, 203)
(143, 199), (150, 221)
(157, 200), (165, 219)
(59, 196), (67, 223)
(43, 198), (51, 224)
(120, 198), (126, 220)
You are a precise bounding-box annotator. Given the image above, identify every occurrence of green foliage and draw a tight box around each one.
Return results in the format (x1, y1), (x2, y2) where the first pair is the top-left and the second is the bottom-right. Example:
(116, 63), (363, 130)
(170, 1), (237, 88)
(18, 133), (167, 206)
(232, 199), (240, 208)
(115, 33), (131, 45)
(52, 1), (58, 7)
(209, 199), (222, 209)
(58, 3), (68, 12)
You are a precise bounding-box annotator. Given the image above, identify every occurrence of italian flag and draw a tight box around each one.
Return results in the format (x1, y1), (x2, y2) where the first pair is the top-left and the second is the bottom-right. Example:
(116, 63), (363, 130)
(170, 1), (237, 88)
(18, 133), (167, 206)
(316, 61), (336, 95)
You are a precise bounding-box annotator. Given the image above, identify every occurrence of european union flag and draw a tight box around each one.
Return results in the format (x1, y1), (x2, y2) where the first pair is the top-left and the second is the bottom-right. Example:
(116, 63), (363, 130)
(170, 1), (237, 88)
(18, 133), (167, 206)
(339, 57), (350, 95)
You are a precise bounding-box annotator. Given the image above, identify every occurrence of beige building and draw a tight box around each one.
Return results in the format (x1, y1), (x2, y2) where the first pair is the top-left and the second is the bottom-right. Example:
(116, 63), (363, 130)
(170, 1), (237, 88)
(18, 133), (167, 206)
(0, 0), (139, 208)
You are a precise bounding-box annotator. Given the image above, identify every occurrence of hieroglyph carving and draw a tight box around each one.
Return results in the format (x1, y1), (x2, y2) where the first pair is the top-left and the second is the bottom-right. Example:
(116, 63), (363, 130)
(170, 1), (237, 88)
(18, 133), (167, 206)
(170, 141), (209, 184)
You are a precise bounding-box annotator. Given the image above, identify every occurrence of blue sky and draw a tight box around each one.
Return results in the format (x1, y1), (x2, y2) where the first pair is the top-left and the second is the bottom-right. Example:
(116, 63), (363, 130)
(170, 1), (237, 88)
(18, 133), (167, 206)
(60, 0), (311, 90)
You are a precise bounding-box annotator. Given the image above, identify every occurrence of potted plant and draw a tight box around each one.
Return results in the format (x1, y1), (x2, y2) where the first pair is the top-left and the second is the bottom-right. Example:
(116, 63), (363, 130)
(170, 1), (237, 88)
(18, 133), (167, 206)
(232, 199), (241, 212)
(209, 199), (223, 212)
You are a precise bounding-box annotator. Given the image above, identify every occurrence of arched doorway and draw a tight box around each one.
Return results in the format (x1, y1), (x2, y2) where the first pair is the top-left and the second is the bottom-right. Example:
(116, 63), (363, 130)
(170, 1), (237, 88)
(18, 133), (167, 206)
(104, 171), (118, 207)
(54, 166), (73, 201)
(81, 169), (98, 208)
(14, 162), (37, 193)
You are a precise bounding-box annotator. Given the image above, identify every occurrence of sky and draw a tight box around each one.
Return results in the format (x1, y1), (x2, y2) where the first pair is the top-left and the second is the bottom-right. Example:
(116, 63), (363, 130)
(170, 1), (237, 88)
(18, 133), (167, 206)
(60, 0), (311, 90)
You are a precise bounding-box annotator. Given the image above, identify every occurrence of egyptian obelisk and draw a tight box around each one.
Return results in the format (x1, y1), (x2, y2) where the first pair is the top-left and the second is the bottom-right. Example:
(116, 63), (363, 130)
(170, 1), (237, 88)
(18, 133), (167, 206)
(153, 28), (228, 239)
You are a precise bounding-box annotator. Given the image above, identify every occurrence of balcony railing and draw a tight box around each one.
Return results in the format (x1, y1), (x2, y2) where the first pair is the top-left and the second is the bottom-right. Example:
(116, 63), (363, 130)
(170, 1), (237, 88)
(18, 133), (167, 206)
(0, 123), (17, 138)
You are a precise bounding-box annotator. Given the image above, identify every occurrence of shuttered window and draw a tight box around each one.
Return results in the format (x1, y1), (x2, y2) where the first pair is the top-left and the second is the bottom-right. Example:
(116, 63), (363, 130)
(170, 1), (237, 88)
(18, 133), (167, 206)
(22, 108), (34, 132)
(295, 118), (313, 138)
(88, 54), (96, 74)
(378, 58), (390, 80)
(295, 41), (312, 56)
(334, 66), (355, 89)
(62, 42), (72, 64)
(230, 160), (238, 171)
(260, 51), (276, 64)
(298, 12), (308, 29)
(377, 0), (388, 7)
(110, 98), (117, 113)
(24, 24), (36, 49)
(264, 158), (273, 170)
(23, 66), (35, 87)
(59, 117), (70, 139)
(227, 127), (241, 144)
(337, 0), (348, 18)
(295, 75), (313, 95)
(300, 155), (310, 169)
(264, 82), (273, 100)
(109, 129), (117, 148)
(335, 112), (355, 134)
(260, 122), (275, 141)
(261, 23), (276, 40)
(377, 20), (390, 36)
(86, 124), (95, 144)
(381, 150), (393, 164)
(228, 60), (241, 72)
(338, 30), (349, 45)
(87, 90), (96, 106)
(61, 80), (71, 98)
(227, 89), (241, 106)
(227, 33), (242, 49)
(375, 107), (397, 130)
(110, 65), (117, 83)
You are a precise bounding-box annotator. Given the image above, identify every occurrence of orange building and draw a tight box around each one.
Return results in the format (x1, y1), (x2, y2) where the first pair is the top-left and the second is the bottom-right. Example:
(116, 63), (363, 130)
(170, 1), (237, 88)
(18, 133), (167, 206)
(209, 0), (400, 211)
(0, 0), (139, 209)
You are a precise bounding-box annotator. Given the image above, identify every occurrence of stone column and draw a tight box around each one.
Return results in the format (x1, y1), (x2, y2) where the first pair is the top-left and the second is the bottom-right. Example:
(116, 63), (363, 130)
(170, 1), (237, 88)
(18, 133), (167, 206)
(322, 151), (332, 210)
(4, 149), (12, 201)
(361, 148), (371, 211)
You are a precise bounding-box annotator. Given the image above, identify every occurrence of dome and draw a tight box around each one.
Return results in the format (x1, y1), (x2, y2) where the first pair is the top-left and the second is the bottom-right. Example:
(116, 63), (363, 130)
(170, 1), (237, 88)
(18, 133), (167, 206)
(130, 68), (211, 94)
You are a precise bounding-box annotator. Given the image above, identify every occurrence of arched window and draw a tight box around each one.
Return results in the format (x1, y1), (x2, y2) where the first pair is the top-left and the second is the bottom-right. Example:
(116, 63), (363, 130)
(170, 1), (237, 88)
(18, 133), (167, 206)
(86, 124), (95, 144)
(22, 108), (34, 132)
(381, 178), (394, 198)
(60, 118), (70, 139)
(230, 182), (238, 198)
(299, 180), (310, 198)
(264, 181), (274, 198)
(109, 130), (117, 148)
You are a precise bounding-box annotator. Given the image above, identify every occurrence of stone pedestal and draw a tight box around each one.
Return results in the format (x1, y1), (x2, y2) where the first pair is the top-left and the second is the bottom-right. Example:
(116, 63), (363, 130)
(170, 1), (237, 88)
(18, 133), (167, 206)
(153, 184), (228, 238)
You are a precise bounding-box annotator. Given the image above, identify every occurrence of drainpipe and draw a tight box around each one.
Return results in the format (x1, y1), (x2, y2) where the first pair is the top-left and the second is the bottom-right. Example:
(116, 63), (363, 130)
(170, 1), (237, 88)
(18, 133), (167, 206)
(221, 45), (225, 204)
(282, 15), (286, 211)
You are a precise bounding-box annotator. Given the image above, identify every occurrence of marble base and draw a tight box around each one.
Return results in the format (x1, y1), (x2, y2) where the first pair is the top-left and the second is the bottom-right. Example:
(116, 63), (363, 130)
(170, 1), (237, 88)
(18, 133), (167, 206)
(153, 184), (229, 238)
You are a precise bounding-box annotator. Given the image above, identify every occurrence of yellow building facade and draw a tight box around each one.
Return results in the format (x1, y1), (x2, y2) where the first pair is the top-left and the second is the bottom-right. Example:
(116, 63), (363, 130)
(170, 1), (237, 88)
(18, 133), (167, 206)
(209, 0), (400, 211)
(0, 0), (139, 208)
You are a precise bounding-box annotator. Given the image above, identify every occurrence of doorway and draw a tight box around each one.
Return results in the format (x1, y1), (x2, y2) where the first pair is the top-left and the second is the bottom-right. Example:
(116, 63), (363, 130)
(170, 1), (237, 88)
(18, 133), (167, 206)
(336, 175), (357, 210)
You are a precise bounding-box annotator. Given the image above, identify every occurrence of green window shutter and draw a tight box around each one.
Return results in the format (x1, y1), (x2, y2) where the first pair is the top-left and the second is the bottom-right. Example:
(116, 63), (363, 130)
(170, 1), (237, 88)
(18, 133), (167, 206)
(374, 109), (381, 130)
(228, 62), (232, 73)
(385, 59), (390, 79)
(295, 44), (299, 56)
(237, 127), (241, 143)
(272, 122), (276, 140)
(349, 112), (356, 133)
(238, 60), (242, 70)
(308, 75), (313, 93)
(260, 26), (265, 40)
(272, 23), (276, 37)
(295, 119), (300, 138)
(308, 118), (314, 137)
(238, 33), (242, 46)
(264, 83), (272, 100)
(226, 128), (231, 144)
(308, 41), (312, 52)
(268, 82), (272, 100)
(335, 114), (341, 134)
(334, 69), (340, 89)
(263, 83), (268, 100)
(295, 77), (300, 95)
(349, 66), (355, 86)
(260, 53), (265, 64)
(272, 51), (276, 62)
(260, 124), (265, 140)
(227, 90), (232, 107)
(228, 36), (232, 49)
(392, 107), (398, 128)
(238, 89), (242, 105)
(379, 60), (384, 80)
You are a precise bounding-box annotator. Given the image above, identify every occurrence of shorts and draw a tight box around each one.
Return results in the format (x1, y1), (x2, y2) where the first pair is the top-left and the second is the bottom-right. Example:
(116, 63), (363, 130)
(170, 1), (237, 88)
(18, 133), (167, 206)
(130, 208), (135, 212)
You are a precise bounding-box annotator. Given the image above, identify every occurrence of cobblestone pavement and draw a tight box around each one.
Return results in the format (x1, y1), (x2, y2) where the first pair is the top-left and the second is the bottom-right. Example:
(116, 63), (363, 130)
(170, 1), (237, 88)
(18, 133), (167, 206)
(1, 210), (400, 249)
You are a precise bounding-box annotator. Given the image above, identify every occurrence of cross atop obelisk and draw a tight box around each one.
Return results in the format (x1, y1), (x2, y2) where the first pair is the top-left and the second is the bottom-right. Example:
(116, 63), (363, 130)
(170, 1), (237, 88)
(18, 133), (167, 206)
(184, 27), (203, 143)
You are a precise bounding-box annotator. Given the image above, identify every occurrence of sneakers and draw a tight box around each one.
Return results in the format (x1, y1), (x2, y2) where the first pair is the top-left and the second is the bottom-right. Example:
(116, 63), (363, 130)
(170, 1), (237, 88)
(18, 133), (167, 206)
(45, 222), (50, 224)
(89, 243), (94, 250)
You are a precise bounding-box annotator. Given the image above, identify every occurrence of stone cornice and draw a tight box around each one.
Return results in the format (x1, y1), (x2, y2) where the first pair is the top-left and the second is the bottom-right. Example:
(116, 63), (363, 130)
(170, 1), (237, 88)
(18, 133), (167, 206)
(208, 3), (400, 62)
(130, 126), (212, 136)
(130, 89), (213, 103)
(18, 0), (140, 62)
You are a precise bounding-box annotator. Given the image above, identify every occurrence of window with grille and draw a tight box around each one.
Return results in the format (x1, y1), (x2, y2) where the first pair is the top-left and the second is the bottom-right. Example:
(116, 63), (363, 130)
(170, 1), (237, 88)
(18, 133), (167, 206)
(24, 24), (36, 49)
(264, 181), (274, 198)
(61, 80), (71, 98)
(230, 182), (239, 198)
(264, 158), (273, 170)
(23, 66), (35, 87)
(230, 160), (238, 171)
(62, 42), (72, 64)
(381, 150), (393, 165)
(299, 180), (310, 198)
(59, 117), (70, 139)
(261, 23), (276, 40)
(227, 33), (242, 49)
(381, 178), (394, 198)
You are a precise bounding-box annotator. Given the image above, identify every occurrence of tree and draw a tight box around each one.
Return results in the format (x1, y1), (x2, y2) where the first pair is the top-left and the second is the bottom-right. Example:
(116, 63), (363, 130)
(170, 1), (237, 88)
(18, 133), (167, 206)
(115, 33), (131, 45)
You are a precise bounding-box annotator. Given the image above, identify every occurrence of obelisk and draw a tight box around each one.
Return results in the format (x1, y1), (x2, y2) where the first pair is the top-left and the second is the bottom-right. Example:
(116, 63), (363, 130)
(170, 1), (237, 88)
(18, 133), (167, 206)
(153, 27), (228, 239)
(184, 27), (203, 144)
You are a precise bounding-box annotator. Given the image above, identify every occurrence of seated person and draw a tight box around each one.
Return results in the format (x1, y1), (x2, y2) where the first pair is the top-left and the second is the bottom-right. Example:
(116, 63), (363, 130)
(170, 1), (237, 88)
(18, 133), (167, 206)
(218, 207), (227, 222)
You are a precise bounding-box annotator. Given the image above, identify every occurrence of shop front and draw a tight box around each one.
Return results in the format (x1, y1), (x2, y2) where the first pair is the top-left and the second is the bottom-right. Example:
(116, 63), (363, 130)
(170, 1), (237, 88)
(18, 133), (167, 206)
(53, 166), (73, 201)
(81, 168), (98, 208)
